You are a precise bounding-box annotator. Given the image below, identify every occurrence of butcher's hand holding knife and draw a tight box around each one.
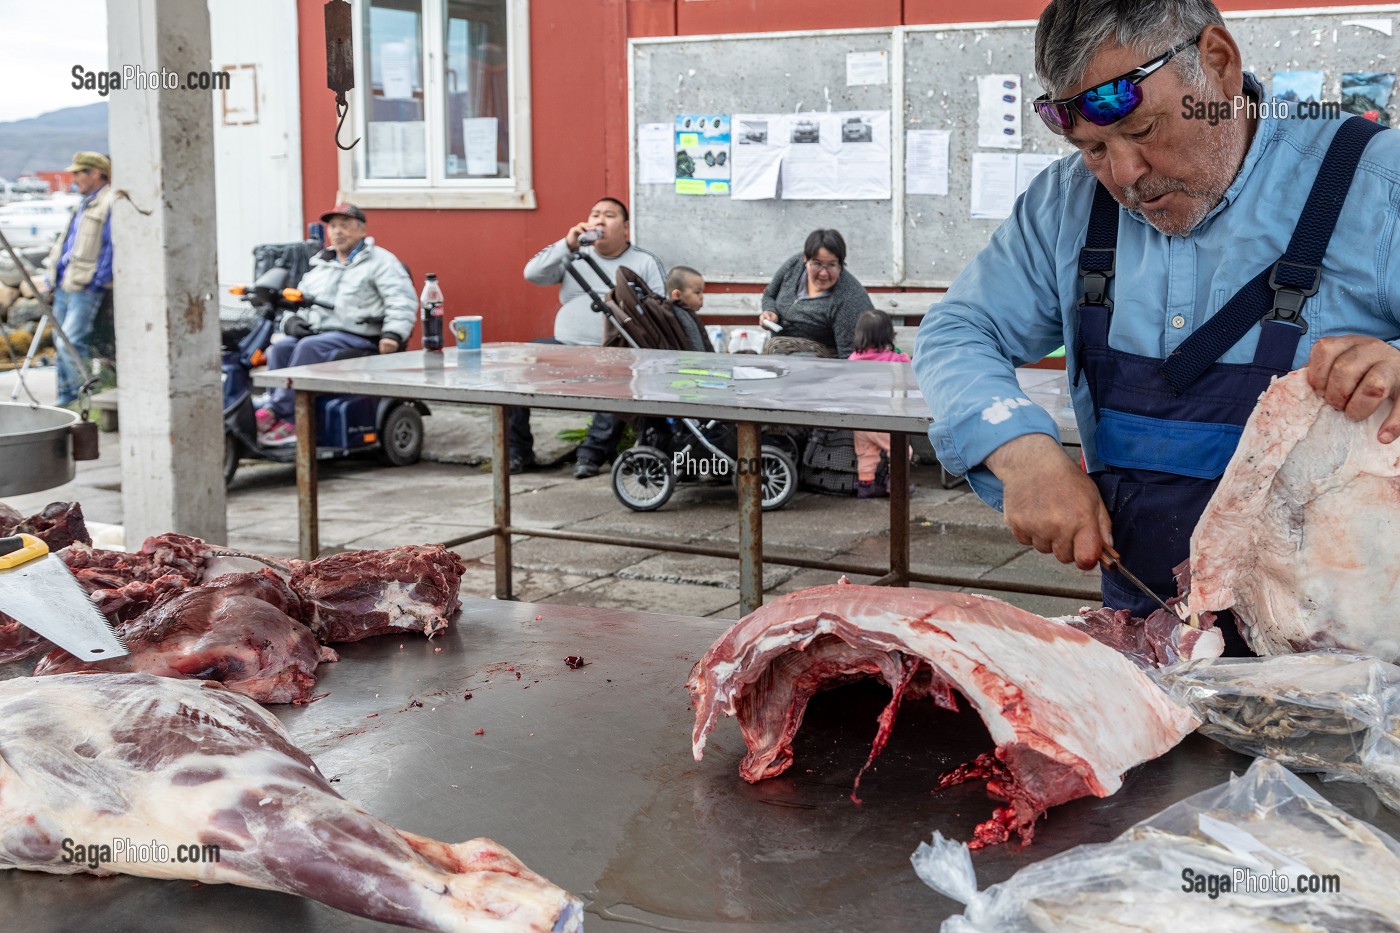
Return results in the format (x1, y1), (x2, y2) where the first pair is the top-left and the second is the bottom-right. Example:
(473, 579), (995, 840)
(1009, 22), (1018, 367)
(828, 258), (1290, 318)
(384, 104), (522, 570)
(987, 335), (1400, 572)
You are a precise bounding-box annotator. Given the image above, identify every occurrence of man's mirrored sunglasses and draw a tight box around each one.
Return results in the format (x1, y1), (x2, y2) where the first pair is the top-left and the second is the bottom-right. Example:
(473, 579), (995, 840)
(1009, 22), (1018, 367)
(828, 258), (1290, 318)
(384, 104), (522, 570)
(1033, 34), (1201, 134)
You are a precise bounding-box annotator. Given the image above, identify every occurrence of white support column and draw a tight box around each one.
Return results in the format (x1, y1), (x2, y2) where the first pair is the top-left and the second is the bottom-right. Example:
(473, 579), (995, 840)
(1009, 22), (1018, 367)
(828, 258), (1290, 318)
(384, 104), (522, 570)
(108, 0), (227, 547)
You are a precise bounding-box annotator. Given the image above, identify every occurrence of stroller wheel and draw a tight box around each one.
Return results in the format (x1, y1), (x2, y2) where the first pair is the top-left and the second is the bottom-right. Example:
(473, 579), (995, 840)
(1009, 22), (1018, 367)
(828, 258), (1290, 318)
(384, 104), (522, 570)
(758, 444), (798, 511)
(612, 446), (676, 511)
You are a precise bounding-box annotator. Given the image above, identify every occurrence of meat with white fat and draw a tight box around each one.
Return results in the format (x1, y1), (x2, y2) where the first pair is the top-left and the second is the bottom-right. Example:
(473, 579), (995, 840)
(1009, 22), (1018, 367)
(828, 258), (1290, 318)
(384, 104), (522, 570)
(1188, 370), (1400, 659)
(687, 584), (1200, 846)
(289, 544), (465, 643)
(0, 672), (583, 933)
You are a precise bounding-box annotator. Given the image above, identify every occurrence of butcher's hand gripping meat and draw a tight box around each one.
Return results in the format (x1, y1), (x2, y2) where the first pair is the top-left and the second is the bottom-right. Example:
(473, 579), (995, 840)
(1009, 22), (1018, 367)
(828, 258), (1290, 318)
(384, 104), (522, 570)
(32, 570), (337, 704)
(1189, 370), (1400, 660)
(688, 585), (1199, 846)
(0, 673), (583, 933)
(289, 544), (466, 643)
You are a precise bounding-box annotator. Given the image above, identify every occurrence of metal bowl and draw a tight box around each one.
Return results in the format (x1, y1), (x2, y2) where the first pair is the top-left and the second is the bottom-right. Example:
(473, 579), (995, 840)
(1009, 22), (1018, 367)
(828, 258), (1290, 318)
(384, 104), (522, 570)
(0, 403), (78, 496)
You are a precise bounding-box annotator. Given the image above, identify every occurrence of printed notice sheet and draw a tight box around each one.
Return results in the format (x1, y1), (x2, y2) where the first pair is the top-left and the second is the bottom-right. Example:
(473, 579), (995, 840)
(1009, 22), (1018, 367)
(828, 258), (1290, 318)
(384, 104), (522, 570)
(906, 129), (950, 196)
(970, 152), (1017, 219)
(637, 122), (673, 184)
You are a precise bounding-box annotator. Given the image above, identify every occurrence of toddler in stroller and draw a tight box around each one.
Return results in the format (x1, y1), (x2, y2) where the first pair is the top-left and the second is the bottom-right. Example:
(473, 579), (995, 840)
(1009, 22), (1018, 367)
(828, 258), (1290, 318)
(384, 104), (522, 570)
(567, 259), (799, 511)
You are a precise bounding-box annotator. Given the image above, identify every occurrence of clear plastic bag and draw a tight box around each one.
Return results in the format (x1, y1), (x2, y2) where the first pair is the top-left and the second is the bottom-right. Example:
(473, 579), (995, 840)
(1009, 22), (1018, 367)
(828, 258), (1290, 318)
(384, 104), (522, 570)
(1156, 650), (1400, 813)
(914, 757), (1400, 931)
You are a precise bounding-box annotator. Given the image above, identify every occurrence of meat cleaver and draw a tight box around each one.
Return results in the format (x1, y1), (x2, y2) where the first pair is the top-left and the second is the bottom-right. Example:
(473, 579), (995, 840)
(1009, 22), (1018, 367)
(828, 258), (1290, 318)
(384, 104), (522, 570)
(0, 533), (128, 660)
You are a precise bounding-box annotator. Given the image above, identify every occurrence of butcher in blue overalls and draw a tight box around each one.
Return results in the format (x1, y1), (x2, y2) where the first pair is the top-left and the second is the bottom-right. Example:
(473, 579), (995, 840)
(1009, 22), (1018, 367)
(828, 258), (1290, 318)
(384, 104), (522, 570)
(914, 0), (1400, 655)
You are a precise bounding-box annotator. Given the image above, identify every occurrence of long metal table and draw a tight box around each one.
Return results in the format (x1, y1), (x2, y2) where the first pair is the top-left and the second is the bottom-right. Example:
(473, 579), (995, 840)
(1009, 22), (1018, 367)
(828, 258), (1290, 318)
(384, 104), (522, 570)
(6, 598), (1393, 931)
(254, 345), (1084, 614)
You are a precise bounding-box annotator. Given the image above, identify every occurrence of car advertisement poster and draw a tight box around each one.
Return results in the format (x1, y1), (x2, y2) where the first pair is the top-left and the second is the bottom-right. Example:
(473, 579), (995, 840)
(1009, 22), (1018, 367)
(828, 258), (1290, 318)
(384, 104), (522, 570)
(674, 114), (731, 195)
(730, 110), (891, 201)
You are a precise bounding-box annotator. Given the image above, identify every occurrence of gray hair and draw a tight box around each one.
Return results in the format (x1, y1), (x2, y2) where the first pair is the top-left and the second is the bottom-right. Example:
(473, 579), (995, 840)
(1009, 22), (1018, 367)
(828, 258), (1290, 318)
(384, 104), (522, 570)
(1034, 0), (1225, 99)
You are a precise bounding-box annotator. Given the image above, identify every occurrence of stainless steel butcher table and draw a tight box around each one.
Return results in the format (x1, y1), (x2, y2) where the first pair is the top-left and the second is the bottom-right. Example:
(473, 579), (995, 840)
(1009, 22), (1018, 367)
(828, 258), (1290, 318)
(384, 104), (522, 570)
(253, 345), (1083, 613)
(4, 598), (1399, 931)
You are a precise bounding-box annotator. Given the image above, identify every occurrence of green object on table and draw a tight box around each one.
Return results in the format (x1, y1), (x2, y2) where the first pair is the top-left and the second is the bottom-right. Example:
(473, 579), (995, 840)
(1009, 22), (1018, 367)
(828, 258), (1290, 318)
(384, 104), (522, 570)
(1047, 346), (1066, 358)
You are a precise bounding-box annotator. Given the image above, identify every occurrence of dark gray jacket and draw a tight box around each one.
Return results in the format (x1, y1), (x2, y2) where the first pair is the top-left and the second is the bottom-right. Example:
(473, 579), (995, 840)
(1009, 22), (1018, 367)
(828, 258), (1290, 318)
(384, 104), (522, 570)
(760, 253), (874, 358)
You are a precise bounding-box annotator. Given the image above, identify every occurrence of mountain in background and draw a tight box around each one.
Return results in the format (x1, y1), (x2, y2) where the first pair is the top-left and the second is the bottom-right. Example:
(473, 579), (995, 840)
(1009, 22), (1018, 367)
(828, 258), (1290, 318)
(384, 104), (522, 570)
(0, 103), (108, 181)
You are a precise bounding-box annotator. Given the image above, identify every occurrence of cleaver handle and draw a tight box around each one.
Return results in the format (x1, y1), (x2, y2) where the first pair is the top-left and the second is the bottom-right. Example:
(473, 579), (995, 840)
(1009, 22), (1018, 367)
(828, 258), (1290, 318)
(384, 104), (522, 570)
(0, 534), (47, 569)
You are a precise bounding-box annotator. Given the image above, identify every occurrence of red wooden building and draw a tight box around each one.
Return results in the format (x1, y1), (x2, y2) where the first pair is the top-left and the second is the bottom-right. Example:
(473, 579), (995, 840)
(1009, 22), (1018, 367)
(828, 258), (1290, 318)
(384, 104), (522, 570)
(292, 0), (1383, 345)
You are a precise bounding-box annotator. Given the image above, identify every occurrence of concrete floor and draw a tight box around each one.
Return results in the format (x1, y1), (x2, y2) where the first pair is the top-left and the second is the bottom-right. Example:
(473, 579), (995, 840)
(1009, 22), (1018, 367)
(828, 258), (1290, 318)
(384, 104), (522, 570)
(2, 365), (1102, 621)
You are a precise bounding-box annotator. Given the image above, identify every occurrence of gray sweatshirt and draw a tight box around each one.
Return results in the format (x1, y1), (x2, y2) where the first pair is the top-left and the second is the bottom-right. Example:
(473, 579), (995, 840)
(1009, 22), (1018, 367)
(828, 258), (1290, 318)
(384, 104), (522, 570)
(761, 253), (875, 359)
(523, 239), (666, 346)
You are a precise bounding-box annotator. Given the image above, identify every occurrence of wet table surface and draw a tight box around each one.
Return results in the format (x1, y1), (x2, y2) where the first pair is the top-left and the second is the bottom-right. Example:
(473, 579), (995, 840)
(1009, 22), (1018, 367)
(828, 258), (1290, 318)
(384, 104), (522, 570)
(252, 344), (1080, 443)
(6, 597), (1396, 931)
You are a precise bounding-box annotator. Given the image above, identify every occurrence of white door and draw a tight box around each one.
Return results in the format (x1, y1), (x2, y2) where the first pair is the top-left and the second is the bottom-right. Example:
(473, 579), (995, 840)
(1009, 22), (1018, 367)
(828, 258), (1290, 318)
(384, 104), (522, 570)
(210, 0), (302, 312)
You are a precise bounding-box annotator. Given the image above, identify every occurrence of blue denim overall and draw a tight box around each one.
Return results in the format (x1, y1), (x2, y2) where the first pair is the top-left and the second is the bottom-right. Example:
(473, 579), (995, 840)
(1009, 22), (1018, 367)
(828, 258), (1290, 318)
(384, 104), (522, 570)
(1073, 117), (1386, 651)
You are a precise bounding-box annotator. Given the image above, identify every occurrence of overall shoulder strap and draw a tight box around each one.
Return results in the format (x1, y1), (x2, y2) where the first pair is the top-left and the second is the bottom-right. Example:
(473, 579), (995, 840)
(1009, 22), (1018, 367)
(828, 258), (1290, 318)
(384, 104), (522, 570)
(1159, 116), (1389, 394)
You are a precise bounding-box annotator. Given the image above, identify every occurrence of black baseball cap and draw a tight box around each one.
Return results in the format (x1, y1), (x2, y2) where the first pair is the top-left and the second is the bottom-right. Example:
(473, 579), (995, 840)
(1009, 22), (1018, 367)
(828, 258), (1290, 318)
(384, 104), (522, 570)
(320, 201), (367, 224)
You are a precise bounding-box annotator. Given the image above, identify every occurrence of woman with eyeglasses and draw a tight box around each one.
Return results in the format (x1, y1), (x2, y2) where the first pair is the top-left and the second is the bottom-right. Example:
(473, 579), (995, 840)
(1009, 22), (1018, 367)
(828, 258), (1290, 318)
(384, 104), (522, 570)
(759, 228), (874, 358)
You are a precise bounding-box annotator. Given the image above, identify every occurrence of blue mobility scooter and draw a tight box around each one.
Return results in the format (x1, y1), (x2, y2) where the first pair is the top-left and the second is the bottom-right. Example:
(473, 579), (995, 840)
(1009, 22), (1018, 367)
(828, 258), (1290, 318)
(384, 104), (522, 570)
(221, 243), (429, 484)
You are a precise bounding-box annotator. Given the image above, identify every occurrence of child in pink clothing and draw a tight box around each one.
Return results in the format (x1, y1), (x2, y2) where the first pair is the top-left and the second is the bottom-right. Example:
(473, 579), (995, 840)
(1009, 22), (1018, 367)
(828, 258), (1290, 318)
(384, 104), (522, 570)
(848, 310), (912, 499)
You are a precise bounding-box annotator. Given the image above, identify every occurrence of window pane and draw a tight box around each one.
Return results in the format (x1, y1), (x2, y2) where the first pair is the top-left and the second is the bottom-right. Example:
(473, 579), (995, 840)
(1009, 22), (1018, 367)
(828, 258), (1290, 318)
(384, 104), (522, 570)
(443, 0), (510, 179)
(365, 0), (427, 179)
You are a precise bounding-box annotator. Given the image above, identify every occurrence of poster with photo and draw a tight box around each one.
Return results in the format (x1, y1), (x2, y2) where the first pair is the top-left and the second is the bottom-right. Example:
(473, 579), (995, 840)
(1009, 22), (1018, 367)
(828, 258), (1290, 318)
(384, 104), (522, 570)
(1341, 72), (1396, 126)
(674, 114), (731, 195)
(730, 111), (891, 200)
(1271, 70), (1325, 104)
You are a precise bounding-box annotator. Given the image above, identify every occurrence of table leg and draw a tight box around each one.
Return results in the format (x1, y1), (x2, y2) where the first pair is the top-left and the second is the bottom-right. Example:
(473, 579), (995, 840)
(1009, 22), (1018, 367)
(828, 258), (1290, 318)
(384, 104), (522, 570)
(491, 404), (513, 600)
(889, 432), (910, 585)
(737, 421), (763, 615)
(295, 390), (319, 559)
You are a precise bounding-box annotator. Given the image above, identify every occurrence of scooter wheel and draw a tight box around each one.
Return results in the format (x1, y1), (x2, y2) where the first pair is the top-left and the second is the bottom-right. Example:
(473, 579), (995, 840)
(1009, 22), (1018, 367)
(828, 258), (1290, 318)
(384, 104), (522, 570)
(223, 432), (240, 485)
(377, 403), (424, 466)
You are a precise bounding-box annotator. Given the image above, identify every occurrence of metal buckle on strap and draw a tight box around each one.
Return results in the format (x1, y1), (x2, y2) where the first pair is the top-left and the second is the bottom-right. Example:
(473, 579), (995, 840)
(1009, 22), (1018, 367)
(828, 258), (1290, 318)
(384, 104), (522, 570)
(1263, 260), (1318, 333)
(1078, 247), (1116, 309)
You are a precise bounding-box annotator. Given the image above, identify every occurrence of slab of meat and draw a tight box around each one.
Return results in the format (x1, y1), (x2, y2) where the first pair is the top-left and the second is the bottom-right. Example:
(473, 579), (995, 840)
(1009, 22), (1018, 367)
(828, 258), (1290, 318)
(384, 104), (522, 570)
(687, 584), (1200, 846)
(288, 544), (466, 643)
(32, 570), (337, 704)
(1188, 370), (1400, 660)
(0, 672), (582, 932)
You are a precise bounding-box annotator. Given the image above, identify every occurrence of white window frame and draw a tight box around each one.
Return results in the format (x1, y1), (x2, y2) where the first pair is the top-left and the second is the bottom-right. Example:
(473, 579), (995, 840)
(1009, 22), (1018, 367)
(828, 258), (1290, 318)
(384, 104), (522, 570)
(338, 0), (535, 209)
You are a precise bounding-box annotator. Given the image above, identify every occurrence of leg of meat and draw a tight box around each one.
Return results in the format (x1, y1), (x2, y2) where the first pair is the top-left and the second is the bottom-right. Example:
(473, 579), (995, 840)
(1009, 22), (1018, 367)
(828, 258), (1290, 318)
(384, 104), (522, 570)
(0, 672), (582, 933)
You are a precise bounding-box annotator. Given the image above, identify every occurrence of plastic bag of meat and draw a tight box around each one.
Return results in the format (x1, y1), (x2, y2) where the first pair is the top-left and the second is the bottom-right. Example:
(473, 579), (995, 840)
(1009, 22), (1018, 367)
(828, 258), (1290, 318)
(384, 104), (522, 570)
(687, 584), (1200, 847)
(1157, 650), (1400, 814)
(0, 672), (583, 933)
(1189, 370), (1400, 660)
(915, 757), (1400, 931)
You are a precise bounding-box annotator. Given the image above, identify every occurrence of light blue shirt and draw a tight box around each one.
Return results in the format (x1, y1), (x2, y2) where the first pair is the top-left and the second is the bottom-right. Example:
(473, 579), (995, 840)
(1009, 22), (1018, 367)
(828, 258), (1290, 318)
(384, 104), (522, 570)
(914, 80), (1400, 511)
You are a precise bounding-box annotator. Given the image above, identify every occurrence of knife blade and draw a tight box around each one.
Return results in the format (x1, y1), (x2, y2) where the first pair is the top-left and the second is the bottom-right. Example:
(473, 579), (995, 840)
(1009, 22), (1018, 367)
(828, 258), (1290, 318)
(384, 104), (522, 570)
(1100, 544), (1191, 624)
(0, 533), (128, 661)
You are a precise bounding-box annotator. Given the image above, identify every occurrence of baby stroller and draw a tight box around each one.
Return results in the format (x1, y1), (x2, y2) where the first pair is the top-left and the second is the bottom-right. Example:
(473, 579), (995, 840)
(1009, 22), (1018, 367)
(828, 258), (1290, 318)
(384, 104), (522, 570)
(564, 254), (799, 512)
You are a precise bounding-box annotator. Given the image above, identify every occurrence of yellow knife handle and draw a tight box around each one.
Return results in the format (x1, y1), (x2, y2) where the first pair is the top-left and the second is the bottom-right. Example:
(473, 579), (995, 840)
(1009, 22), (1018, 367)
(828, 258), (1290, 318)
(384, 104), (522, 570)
(0, 533), (48, 570)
